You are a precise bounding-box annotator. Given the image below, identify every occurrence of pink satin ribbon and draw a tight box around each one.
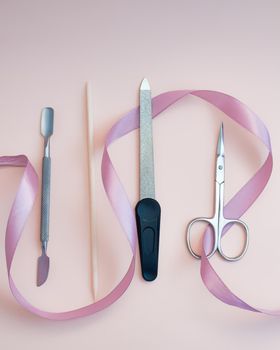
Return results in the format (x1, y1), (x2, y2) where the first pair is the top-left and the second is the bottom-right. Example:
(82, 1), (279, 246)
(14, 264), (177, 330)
(1, 90), (275, 320)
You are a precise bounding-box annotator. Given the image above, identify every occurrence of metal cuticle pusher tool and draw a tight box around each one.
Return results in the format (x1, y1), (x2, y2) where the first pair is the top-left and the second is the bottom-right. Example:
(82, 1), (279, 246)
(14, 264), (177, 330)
(37, 107), (54, 286)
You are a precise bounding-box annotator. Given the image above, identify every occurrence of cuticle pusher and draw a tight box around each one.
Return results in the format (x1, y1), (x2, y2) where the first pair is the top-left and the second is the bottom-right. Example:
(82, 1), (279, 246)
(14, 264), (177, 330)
(37, 107), (54, 286)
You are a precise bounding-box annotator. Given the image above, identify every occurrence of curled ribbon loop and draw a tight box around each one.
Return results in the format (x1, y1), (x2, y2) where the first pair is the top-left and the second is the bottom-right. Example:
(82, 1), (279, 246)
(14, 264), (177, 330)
(1, 90), (274, 319)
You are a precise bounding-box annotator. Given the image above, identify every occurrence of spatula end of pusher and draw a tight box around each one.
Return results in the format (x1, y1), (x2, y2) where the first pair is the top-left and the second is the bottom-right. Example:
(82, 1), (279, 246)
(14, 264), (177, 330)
(37, 248), (50, 287)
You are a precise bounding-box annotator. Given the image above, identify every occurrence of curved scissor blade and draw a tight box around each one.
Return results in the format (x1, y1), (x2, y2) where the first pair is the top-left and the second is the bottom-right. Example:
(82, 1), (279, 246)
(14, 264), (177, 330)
(217, 123), (224, 157)
(216, 123), (225, 184)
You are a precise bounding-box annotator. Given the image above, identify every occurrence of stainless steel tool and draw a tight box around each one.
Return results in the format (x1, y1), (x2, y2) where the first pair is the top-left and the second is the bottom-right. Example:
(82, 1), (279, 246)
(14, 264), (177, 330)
(186, 124), (249, 261)
(37, 107), (54, 286)
(135, 79), (161, 281)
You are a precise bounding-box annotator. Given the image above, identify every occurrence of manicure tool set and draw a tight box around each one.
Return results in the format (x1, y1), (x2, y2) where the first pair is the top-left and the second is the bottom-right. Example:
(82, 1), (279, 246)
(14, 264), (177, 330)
(0, 81), (276, 319)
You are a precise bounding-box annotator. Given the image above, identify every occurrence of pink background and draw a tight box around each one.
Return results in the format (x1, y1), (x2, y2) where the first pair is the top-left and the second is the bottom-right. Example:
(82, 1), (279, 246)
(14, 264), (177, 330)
(1, 0), (280, 348)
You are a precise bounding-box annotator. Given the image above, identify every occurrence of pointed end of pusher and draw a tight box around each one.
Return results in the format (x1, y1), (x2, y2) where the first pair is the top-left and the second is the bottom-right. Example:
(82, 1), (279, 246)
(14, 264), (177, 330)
(37, 251), (50, 287)
(140, 78), (150, 91)
(217, 123), (225, 156)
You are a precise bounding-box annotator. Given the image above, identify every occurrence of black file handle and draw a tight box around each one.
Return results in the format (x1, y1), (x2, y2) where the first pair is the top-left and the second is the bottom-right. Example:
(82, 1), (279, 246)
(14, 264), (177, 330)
(135, 198), (161, 281)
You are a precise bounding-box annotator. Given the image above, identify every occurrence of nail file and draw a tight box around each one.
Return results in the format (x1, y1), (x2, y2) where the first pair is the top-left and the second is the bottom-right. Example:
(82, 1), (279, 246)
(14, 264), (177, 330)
(135, 78), (161, 282)
(37, 107), (54, 287)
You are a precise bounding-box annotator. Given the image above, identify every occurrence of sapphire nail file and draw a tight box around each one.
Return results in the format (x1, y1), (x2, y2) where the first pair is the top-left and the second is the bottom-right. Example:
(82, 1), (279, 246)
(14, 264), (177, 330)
(135, 79), (161, 282)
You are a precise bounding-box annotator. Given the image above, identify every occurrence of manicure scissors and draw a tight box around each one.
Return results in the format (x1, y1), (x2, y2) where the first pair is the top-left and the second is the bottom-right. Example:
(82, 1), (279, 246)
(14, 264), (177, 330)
(186, 124), (249, 261)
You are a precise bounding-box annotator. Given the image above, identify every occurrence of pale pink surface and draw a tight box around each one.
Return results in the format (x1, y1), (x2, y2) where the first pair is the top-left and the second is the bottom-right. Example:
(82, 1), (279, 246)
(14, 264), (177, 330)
(0, 0), (280, 348)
